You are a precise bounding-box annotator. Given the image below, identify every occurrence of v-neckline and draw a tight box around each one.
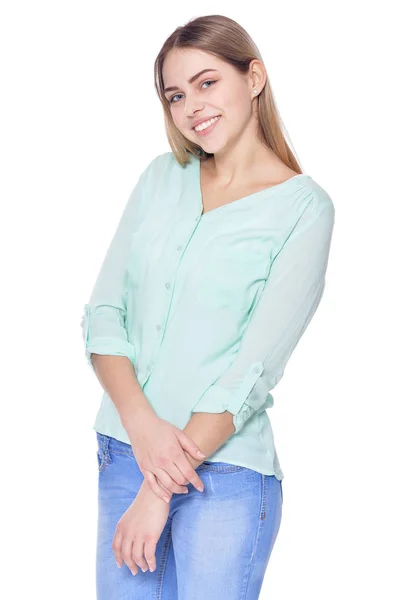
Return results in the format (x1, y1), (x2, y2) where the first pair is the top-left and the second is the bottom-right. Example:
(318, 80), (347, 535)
(193, 154), (311, 219)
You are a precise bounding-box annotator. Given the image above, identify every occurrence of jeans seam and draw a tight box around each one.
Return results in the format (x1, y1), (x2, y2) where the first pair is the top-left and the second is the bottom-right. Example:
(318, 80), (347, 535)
(260, 474), (268, 520)
(97, 434), (112, 471)
(199, 467), (244, 473)
(240, 474), (267, 600)
(198, 464), (245, 473)
(108, 449), (134, 457)
(155, 519), (172, 599)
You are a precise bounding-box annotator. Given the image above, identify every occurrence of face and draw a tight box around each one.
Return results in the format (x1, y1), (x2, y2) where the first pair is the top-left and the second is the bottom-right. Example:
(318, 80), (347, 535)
(162, 48), (260, 155)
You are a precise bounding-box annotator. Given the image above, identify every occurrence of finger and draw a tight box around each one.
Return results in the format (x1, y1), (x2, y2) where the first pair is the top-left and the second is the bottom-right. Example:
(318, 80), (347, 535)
(144, 470), (172, 504)
(154, 466), (189, 495)
(175, 457), (205, 492)
(112, 529), (124, 568)
(165, 462), (191, 487)
(144, 539), (157, 572)
(132, 538), (149, 573)
(152, 477), (175, 503)
(122, 537), (138, 576)
(176, 430), (206, 459)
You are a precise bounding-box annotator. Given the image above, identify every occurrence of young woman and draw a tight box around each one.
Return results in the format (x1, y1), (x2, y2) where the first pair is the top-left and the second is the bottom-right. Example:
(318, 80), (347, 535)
(81, 14), (335, 600)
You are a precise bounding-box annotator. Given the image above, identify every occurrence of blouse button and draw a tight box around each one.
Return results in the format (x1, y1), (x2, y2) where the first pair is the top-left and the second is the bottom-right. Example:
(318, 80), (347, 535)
(156, 324), (162, 331)
(176, 245), (183, 251)
(165, 282), (171, 290)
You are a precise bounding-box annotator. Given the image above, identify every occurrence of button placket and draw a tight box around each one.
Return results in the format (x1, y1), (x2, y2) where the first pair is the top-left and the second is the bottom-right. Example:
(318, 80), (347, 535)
(145, 220), (197, 385)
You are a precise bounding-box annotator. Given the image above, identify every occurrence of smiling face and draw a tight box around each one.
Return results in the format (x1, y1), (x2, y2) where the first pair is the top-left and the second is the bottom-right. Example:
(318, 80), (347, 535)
(162, 48), (257, 155)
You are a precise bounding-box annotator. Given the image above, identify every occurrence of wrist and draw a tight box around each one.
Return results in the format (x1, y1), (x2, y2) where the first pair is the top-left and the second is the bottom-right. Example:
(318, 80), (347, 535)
(140, 478), (169, 504)
(122, 402), (157, 436)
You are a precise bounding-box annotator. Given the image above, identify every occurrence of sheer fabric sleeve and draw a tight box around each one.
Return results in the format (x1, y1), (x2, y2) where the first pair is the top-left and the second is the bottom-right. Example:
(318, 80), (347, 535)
(191, 194), (335, 433)
(80, 159), (155, 372)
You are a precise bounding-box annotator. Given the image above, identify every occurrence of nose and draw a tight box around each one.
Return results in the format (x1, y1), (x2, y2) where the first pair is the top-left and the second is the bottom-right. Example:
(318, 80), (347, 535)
(184, 95), (205, 120)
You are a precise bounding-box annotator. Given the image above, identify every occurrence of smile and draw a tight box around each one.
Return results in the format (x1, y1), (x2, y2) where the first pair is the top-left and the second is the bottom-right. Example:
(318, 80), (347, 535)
(194, 116), (221, 136)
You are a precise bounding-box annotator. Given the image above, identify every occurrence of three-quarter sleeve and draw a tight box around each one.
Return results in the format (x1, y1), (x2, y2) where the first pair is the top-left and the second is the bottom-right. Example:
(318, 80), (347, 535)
(191, 195), (335, 434)
(80, 158), (155, 372)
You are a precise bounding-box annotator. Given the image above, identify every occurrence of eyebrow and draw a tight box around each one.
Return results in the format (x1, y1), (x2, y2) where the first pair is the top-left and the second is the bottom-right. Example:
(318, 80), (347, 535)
(164, 69), (219, 94)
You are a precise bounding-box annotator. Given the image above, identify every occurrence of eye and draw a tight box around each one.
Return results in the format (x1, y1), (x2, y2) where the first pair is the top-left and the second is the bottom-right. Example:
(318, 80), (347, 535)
(168, 93), (183, 104)
(201, 79), (216, 90)
(168, 80), (217, 104)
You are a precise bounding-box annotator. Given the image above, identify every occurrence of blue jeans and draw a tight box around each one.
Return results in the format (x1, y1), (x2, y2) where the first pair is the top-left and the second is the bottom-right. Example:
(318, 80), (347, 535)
(96, 432), (283, 600)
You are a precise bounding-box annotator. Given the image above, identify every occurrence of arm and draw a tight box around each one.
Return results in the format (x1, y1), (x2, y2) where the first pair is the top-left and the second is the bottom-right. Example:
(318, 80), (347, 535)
(80, 157), (157, 427)
(182, 411), (235, 468)
(190, 194), (335, 434)
(90, 355), (156, 434)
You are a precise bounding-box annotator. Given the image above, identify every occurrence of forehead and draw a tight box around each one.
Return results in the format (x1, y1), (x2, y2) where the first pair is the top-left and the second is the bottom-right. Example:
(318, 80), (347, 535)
(162, 49), (226, 84)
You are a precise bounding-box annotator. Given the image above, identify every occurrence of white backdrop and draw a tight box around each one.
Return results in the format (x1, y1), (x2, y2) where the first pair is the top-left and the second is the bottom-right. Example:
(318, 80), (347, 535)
(1, 1), (398, 598)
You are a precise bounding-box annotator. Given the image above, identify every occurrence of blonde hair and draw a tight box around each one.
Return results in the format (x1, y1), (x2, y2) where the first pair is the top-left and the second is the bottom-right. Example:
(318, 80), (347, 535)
(154, 14), (303, 172)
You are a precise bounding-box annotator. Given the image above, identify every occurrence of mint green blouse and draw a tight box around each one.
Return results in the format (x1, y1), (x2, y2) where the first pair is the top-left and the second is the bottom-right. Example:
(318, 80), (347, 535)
(81, 151), (335, 480)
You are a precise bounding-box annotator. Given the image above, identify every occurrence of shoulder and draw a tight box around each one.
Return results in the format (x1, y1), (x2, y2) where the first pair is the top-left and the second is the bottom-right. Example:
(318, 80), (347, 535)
(140, 151), (197, 194)
(278, 175), (336, 248)
(296, 175), (336, 227)
(143, 150), (192, 172)
(140, 151), (191, 181)
(304, 176), (334, 213)
(139, 151), (172, 177)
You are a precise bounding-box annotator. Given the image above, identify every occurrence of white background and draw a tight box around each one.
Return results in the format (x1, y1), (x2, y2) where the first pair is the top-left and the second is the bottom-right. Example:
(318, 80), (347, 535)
(1, 1), (398, 598)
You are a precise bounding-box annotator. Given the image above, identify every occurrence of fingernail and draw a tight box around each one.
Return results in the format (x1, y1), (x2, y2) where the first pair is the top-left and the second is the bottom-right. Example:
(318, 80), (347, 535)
(183, 489), (189, 494)
(197, 451), (206, 457)
(163, 496), (170, 503)
(197, 486), (204, 492)
(142, 567), (147, 572)
(131, 569), (136, 576)
(150, 566), (155, 572)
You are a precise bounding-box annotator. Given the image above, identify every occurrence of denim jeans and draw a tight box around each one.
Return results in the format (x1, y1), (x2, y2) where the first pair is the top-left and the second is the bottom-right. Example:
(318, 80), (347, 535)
(96, 431), (283, 599)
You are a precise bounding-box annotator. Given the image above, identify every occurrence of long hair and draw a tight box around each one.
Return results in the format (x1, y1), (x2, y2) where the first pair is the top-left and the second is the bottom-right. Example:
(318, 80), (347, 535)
(154, 14), (302, 172)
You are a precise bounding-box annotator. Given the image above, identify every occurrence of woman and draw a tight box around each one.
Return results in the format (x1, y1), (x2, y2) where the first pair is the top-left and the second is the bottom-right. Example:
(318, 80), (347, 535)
(81, 14), (335, 600)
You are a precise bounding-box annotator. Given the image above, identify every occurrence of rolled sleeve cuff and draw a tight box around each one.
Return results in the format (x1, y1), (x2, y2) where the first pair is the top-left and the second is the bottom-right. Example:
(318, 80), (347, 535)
(85, 337), (136, 370)
(81, 303), (136, 372)
(191, 361), (272, 434)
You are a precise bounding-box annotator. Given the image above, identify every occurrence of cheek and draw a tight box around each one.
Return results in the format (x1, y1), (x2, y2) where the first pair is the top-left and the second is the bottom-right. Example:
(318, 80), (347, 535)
(228, 96), (253, 128)
(170, 109), (184, 131)
(221, 87), (250, 118)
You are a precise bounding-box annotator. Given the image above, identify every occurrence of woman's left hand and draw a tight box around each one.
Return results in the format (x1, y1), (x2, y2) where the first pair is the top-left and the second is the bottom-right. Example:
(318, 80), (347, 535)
(112, 479), (171, 575)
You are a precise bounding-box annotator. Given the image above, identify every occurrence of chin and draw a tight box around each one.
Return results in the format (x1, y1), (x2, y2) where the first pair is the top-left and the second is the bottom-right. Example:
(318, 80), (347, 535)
(202, 140), (225, 154)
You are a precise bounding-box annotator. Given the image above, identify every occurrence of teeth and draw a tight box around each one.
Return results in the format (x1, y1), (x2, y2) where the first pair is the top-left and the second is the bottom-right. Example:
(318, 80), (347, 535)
(194, 116), (220, 132)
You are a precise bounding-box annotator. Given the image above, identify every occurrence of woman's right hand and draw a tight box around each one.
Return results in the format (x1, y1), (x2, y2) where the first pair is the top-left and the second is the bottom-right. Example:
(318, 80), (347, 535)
(127, 412), (206, 503)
